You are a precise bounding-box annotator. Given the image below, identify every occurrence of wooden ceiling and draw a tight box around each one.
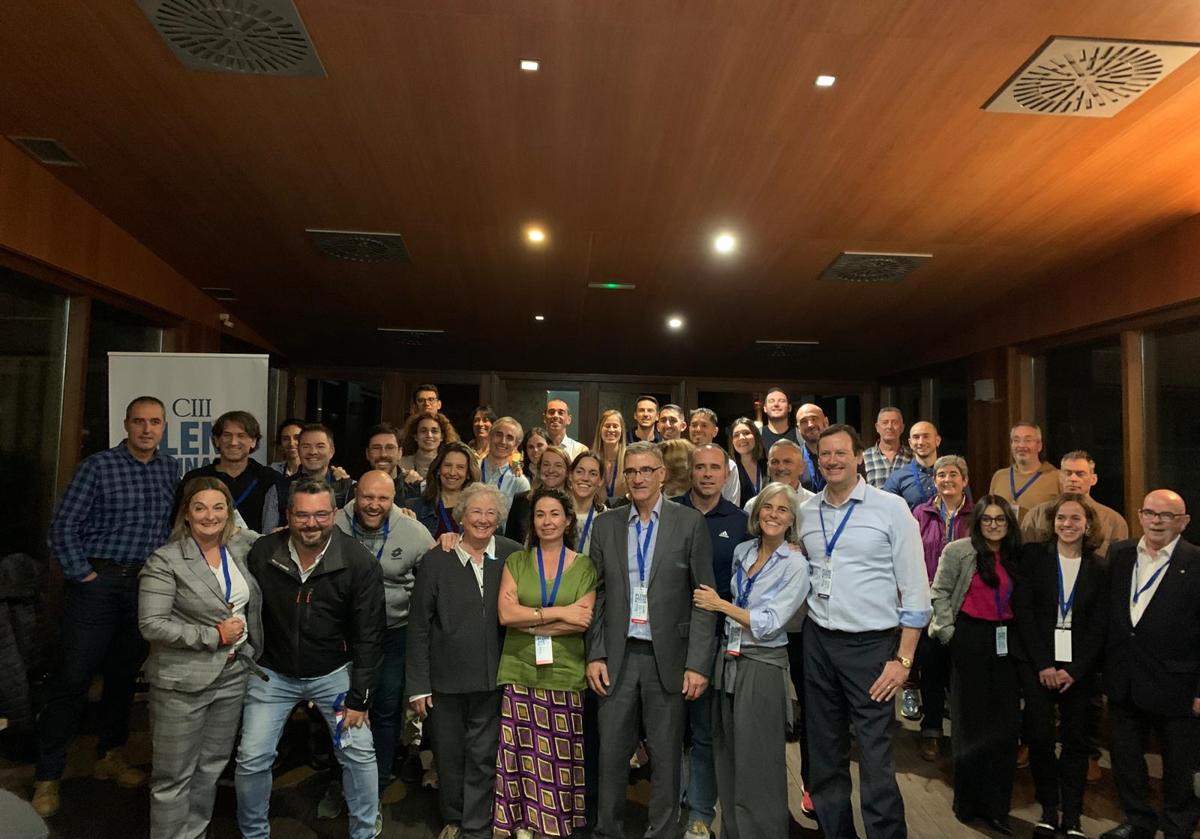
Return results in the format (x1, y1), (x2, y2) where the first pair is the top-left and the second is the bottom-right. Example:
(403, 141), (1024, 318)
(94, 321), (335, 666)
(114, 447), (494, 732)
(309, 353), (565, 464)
(4, 1), (1200, 377)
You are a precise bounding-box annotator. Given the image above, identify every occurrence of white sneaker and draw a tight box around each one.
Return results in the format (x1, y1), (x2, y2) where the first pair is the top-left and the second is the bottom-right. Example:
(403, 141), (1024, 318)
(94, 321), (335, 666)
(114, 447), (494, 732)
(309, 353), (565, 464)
(684, 819), (711, 839)
(436, 825), (461, 839)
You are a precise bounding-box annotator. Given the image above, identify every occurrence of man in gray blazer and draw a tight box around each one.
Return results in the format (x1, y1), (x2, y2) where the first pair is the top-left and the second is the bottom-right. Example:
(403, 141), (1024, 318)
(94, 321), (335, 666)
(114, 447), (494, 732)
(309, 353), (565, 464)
(585, 441), (718, 839)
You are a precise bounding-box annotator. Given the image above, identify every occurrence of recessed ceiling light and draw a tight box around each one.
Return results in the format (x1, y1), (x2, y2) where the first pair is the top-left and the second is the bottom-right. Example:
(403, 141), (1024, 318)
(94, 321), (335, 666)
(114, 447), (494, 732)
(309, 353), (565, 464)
(713, 232), (737, 255)
(667, 315), (684, 330)
(815, 74), (836, 87)
(534, 314), (545, 321)
(520, 59), (540, 72)
(526, 226), (547, 244)
(587, 282), (636, 290)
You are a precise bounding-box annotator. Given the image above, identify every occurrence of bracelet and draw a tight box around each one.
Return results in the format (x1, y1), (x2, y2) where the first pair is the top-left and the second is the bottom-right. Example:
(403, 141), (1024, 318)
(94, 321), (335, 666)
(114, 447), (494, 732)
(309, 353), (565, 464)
(535, 607), (544, 625)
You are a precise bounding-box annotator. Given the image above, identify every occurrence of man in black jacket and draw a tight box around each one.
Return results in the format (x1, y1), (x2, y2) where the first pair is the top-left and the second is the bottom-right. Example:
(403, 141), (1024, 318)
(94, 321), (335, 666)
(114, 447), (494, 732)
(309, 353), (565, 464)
(1097, 489), (1200, 839)
(235, 478), (384, 839)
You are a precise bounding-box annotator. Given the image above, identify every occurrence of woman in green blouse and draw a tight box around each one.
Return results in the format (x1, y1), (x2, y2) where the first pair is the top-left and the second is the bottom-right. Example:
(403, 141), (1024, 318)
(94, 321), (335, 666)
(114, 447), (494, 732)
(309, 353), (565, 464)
(494, 486), (597, 838)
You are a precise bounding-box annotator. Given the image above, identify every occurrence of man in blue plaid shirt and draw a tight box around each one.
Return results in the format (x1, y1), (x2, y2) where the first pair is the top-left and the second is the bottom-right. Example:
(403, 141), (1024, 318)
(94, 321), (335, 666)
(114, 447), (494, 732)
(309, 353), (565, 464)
(32, 395), (178, 818)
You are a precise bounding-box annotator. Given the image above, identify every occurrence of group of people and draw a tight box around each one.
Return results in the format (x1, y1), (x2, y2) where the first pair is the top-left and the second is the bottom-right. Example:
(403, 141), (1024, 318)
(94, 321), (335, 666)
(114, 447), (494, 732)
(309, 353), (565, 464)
(25, 383), (1200, 839)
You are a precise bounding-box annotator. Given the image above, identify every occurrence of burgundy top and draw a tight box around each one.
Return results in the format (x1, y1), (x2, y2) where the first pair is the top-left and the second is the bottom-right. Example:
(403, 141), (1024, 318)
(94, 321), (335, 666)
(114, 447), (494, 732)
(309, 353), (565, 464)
(959, 552), (1014, 621)
(914, 495), (974, 581)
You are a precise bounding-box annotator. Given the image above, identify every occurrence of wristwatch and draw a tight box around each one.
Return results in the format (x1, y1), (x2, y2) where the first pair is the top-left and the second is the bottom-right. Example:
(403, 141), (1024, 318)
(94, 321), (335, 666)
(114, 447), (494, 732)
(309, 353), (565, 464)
(895, 655), (913, 668)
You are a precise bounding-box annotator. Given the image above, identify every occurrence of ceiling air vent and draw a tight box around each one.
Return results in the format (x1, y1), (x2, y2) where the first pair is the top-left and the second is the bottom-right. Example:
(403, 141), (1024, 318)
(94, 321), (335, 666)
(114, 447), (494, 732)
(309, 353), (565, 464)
(8, 137), (82, 167)
(820, 252), (931, 284)
(755, 340), (820, 361)
(376, 328), (445, 349)
(137, 0), (326, 77)
(307, 230), (412, 264)
(983, 36), (1200, 118)
(200, 286), (238, 301)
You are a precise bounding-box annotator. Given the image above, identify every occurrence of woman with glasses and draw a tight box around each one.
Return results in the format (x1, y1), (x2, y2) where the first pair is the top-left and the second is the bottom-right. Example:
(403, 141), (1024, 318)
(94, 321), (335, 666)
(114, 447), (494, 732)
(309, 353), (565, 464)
(469, 406), (496, 460)
(494, 487), (597, 838)
(691, 482), (810, 839)
(399, 411), (461, 486)
(728, 418), (767, 507)
(406, 441), (480, 539)
(506, 445), (571, 545)
(406, 483), (522, 839)
(928, 495), (1023, 834)
(592, 409), (628, 502)
(1013, 494), (1105, 839)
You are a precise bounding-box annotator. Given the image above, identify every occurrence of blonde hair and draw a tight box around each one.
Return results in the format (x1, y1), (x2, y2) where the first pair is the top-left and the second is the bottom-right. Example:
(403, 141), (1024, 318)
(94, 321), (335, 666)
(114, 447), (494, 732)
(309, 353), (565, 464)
(171, 477), (238, 544)
(659, 438), (695, 497)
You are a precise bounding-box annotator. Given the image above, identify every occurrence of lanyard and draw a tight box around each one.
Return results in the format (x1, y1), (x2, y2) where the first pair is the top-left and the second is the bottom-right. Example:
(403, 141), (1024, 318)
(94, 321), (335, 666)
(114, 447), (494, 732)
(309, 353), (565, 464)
(909, 461), (935, 502)
(351, 517), (390, 561)
(233, 478), (260, 508)
(753, 463), (763, 495)
(995, 576), (1010, 618)
(819, 499), (859, 557)
(1008, 466), (1040, 501)
(803, 447), (825, 490)
(483, 461), (509, 489)
(634, 518), (656, 583)
(938, 498), (962, 542)
(606, 463), (618, 498)
(578, 507), (595, 552)
(437, 499), (462, 534)
(734, 542), (779, 609)
(1132, 558), (1171, 604)
(195, 540), (232, 602)
(537, 545), (567, 607)
(1057, 555), (1079, 624)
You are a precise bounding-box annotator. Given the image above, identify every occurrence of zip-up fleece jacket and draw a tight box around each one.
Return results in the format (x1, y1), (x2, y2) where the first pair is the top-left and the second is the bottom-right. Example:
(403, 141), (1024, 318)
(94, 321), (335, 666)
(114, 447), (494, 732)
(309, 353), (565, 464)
(246, 527), (384, 711)
(334, 500), (436, 629)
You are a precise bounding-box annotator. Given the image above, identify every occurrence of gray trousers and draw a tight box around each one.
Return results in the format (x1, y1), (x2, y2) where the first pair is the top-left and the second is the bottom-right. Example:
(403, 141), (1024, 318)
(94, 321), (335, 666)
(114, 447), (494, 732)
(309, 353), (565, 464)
(149, 660), (248, 839)
(595, 640), (686, 839)
(429, 690), (501, 839)
(712, 651), (790, 839)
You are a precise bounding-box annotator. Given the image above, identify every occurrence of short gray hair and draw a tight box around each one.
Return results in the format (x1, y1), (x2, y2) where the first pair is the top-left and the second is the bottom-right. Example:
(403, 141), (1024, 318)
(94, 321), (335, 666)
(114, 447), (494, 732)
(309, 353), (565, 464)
(768, 438), (804, 456)
(933, 454), (969, 481)
(746, 481), (803, 543)
(625, 440), (664, 465)
(452, 482), (510, 524)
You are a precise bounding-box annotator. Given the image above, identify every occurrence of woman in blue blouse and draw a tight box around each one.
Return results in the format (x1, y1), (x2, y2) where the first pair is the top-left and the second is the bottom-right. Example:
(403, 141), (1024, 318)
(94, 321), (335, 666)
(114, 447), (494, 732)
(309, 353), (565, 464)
(692, 481), (811, 839)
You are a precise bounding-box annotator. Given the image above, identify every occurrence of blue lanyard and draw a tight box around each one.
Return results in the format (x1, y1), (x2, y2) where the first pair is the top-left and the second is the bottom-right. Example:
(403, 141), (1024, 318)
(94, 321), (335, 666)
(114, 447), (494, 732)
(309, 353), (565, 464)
(483, 461), (509, 489)
(537, 545), (567, 607)
(233, 478), (260, 508)
(437, 499), (462, 534)
(351, 517), (390, 561)
(606, 464), (618, 498)
(1009, 467), (1040, 501)
(634, 518), (656, 583)
(578, 507), (595, 552)
(818, 500), (858, 557)
(195, 539), (232, 602)
(1132, 558), (1171, 604)
(909, 460), (935, 502)
(938, 498), (961, 542)
(995, 576), (1010, 618)
(1056, 555), (1080, 624)
(752, 462), (763, 495)
(734, 542), (779, 609)
(803, 447), (825, 490)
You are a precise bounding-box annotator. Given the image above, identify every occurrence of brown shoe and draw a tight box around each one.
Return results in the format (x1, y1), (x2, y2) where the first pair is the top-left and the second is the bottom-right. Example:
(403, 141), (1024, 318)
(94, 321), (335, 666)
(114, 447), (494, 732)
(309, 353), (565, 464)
(31, 780), (60, 818)
(1087, 756), (1102, 782)
(94, 748), (147, 788)
(1016, 744), (1030, 769)
(920, 737), (939, 762)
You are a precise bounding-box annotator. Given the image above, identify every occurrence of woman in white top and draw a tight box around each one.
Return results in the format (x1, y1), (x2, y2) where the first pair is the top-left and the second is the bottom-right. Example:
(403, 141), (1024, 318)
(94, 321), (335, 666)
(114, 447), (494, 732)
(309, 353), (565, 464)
(138, 477), (262, 839)
(692, 481), (810, 839)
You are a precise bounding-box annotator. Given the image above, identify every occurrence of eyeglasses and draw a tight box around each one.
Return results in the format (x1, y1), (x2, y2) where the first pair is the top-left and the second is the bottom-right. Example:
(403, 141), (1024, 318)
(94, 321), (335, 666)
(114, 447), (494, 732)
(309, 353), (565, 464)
(1138, 509), (1183, 522)
(978, 515), (1008, 526)
(291, 511), (334, 523)
(623, 465), (662, 480)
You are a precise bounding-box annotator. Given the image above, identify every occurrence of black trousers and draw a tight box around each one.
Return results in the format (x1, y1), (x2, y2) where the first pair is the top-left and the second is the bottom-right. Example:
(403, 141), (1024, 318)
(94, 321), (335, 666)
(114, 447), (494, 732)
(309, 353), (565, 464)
(785, 630), (812, 787)
(915, 631), (951, 739)
(1108, 698), (1200, 838)
(429, 690), (501, 839)
(1018, 662), (1092, 824)
(803, 620), (906, 839)
(948, 615), (1018, 822)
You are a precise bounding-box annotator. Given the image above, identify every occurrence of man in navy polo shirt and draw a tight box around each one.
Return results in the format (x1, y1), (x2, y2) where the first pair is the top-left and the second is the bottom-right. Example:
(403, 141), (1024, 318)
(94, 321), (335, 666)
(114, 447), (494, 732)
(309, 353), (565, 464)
(672, 444), (747, 839)
(882, 420), (941, 510)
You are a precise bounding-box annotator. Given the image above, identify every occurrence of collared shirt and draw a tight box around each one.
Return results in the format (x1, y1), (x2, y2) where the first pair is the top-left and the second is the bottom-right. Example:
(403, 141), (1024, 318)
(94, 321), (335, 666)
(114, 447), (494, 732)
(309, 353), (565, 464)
(552, 435), (588, 463)
(800, 445), (826, 492)
(287, 534), (332, 583)
(480, 459), (531, 526)
(1130, 535), (1179, 626)
(626, 494), (664, 641)
(455, 536), (498, 596)
(863, 445), (913, 489)
(728, 539), (811, 647)
(48, 441), (178, 581)
(720, 457), (741, 506)
(882, 459), (937, 510)
(799, 477), (932, 632)
(674, 493), (749, 600)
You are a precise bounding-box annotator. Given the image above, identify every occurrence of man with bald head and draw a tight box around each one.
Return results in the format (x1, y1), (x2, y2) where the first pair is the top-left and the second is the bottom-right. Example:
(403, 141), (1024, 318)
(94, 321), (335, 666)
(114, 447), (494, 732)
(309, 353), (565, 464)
(1095, 490), (1200, 839)
(882, 421), (941, 510)
(335, 470), (435, 800)
(794, 403), (829, 492)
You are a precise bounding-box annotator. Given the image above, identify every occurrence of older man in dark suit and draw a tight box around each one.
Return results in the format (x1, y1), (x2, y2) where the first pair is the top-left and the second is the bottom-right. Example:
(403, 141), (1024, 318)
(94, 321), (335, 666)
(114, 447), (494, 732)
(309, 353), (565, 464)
(1096, 489), (1200, 839)
(585, 441), (718, 839)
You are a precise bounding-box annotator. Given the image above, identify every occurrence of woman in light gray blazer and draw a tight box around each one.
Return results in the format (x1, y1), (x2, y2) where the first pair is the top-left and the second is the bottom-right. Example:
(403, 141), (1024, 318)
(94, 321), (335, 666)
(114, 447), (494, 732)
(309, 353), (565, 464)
(138, 476), (263, 839)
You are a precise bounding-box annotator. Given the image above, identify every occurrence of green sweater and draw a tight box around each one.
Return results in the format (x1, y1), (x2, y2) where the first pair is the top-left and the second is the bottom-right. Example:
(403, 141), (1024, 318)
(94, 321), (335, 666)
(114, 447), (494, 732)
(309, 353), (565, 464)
(496, 549), (597, 691)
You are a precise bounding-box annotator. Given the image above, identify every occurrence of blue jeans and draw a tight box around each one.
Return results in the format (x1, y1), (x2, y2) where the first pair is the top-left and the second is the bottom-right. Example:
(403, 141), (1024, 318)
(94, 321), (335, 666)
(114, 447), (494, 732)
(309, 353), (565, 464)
(685, 682), (717, 824)
(372, 625), (407, 796)
(235, 664), (378, 839)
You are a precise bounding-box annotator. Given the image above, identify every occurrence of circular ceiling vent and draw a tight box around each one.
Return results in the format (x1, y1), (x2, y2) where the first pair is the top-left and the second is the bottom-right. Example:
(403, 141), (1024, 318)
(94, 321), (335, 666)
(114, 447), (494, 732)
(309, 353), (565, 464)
(151, 0), (312, 74)
(820, 252), (931, 284)
(306, 230), (413, 264)
(1011, 44), (1164, 113)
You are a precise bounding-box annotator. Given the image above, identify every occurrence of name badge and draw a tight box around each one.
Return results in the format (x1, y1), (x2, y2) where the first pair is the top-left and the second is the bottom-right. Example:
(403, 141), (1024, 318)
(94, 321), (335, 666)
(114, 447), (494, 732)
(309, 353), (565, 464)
(725, 618), (742, 656)
(631, 586), (649, 624)
(535, 634), (554, 665)
(995, 625), (1009, 657)
(1054, 628), (1072, 663)
(814, 563), (833, 599)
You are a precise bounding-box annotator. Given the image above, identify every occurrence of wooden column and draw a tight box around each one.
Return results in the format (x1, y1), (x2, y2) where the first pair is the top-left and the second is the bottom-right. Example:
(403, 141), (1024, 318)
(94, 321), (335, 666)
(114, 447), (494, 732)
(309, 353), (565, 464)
(966, 348), (1010, 501)
(1121, 330), (1147, 537)
(54, 296), (91, 494)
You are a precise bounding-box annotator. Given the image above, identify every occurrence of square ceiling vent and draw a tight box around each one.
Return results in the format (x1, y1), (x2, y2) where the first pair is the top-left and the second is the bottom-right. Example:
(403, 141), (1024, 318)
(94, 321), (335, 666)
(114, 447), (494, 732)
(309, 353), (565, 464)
(307, 229), (412, 264)
(137, 0), (326, 77)
(983, 36), (1200, 118)
(820, 252), (931, 284)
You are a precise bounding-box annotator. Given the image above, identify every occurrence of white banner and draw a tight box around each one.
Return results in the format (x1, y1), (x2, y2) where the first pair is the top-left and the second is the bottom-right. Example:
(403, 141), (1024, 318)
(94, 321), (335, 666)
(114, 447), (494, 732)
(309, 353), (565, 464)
(108, 352), (270, 479)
